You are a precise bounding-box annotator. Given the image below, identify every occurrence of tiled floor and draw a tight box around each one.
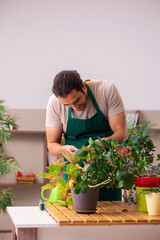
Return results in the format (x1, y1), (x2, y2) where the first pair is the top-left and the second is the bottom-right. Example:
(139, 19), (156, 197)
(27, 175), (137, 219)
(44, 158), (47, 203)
(0, 232), (12, 240)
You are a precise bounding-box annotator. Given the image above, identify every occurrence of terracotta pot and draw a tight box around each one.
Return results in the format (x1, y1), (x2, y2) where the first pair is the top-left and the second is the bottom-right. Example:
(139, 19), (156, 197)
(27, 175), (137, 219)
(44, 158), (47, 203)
(71, 187), (100, 213)
(135, 177), (160, 187)
(146, 192), (160, 215)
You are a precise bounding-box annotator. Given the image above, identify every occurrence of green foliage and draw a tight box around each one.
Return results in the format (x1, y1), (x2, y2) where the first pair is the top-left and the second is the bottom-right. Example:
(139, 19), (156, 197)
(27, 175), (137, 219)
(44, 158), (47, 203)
(46, 164), (61, 175)
(0, 188), (16, 214)
(66, 163), (79, 177)
(116, 171), (135, 189)
(0, 99), (18, 213)
(66, 193), (73, 208)
(72, 137), (120, 190)
(74, 149), (88, 159)
(56, 200), (68, 206)
(0, 100), (17, 149)
(101, 123), (159, 179)
(142, 188), (160, 195)
(0, 157), (20, 179)
(40, 123), (160, 208)
(41, 184), (56, 190)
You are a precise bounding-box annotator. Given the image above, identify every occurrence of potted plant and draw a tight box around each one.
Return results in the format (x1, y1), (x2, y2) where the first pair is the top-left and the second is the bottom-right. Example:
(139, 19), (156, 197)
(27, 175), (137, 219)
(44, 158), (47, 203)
(128, 124), (160, 212)
(111, 123), (160, 212)
(0, 99), (19, 213)
(40, 137), (134, 213)
(40, 123), (160, 213)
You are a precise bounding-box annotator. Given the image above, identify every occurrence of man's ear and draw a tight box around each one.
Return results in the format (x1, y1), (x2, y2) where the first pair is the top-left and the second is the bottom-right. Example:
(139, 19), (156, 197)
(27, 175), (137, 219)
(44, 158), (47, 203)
(82, 82), (86, 91)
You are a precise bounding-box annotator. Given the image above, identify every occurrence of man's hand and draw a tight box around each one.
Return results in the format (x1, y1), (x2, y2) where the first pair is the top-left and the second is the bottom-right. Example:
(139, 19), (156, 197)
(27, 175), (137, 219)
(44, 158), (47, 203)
(62, 145), (78, 153)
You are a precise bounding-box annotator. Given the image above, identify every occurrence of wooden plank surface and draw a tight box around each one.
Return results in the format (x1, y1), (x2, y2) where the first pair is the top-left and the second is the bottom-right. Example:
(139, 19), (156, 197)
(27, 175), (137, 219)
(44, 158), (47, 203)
(44, 201), (160, 226)
(45, 202), (70, 225)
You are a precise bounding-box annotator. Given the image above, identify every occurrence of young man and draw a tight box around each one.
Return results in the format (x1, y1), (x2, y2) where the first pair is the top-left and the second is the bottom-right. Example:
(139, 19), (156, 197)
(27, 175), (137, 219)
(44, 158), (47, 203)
(46, 70), (127, 157)
(46, 70), (127, 201)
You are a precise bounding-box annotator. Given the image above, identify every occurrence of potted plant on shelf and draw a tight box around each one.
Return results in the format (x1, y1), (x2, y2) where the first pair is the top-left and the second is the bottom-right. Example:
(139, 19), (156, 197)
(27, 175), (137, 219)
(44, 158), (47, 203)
(0, 99), (19, 213)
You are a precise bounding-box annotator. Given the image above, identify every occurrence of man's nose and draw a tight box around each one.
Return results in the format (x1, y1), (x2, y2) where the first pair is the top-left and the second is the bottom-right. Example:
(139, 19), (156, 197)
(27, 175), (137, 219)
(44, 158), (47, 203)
(72, 104), (79, 110)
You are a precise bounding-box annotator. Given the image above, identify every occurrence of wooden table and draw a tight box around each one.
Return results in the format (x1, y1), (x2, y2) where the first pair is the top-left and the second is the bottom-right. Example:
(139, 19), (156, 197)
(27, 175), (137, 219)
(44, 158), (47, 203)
(7, 202), (160, 240)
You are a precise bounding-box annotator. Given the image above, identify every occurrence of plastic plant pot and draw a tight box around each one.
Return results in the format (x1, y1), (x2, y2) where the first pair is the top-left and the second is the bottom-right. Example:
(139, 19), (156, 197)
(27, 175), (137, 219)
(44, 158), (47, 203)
(136, 186), (159, 212)
(146, 192), (160, 215)
(71, 187), (100, 213)
(135, 177), (160, 187)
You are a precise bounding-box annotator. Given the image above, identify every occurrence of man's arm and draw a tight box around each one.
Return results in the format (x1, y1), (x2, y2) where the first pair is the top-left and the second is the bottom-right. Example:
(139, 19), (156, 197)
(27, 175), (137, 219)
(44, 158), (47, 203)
(46, 126), (78, 157)
(101, 111), (128, 144)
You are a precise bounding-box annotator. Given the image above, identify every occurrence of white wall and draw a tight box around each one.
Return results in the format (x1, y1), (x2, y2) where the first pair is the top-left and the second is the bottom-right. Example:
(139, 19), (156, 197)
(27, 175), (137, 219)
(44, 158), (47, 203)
(0, 0), (160, 110)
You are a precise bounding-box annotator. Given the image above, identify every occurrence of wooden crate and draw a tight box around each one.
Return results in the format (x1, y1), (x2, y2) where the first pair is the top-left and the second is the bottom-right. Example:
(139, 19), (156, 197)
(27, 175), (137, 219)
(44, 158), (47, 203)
(44, 201), (160, 226)
(16, 177), (35, 184)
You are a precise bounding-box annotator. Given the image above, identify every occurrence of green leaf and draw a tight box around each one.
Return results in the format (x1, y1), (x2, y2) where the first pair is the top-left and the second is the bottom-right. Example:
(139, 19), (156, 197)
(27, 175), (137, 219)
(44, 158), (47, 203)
(130, 135), (139, 144)
(62, 150), (80, 163)
(142, 188), (160, 195)
(122, 173), (135, 189)
(83, 164), (91, 172)
(0, 158), (20, 179)
(66, 163), (78, 176)
(0, 188), (16, 214)
(66, 193), (73, 208)
(140, 125), (148, 136)
(74, 185), (80, 194)
(41, 184), (56, 190)
(92, 143), (102, 152)
(80, 186), (87, 193)
(76, 174), (82, 183)
(111, 140), (115, 147)
(117, 180), (123, 188)
(74, 149), (88, 159)
(46, 164), (61, 175)
(116, 171), (125, 181)
(105, 151), (112, 160)
(57, 176), (66, 188)
(157, 154), (160, 160)
(56, 200), (68, 206)
(80, 180), (88, 186)
(88, 137), (94, 145)
(116, 171), (135, 189)
(39, 172), (53, 179)
(101, 140), (111, 148)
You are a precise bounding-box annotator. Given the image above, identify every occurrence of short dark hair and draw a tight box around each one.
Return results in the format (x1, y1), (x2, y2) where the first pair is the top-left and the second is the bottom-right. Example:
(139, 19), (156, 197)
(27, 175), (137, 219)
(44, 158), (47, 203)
(52, 70), (83, 97)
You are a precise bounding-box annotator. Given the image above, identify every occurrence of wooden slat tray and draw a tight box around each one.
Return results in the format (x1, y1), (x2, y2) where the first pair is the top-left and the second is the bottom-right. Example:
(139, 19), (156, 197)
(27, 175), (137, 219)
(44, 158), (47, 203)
(44, 201), (160, 226)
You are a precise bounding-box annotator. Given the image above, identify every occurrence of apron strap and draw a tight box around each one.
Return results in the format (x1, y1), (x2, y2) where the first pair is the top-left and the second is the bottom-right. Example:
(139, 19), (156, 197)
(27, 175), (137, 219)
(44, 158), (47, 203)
(68, 107), (72, 118)
(84, 82), (101, 113)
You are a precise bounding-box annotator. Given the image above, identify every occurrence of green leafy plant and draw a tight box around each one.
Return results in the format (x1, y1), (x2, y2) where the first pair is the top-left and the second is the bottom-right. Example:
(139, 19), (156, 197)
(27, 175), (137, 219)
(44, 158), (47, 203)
(115, 124), (160, 178)
(39, 159), (78, 208)
(39, 137), (134, 207)
(0, 99), (19, 213)
(142, 188), (160, 195)
(40, 123), (160, 207)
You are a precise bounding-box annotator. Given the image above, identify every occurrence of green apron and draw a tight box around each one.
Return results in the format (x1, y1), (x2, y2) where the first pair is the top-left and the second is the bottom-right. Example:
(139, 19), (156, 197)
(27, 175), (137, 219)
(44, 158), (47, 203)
(64, 83), (121, 201)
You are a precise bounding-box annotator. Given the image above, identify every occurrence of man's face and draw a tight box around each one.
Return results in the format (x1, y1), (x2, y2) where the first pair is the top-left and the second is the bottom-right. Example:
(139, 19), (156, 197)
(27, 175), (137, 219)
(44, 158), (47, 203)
(58, 88), (87, 111)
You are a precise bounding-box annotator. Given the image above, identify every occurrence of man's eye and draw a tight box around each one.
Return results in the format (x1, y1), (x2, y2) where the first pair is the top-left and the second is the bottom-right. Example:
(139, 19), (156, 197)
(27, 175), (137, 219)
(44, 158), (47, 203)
(74, 98), (80, 104)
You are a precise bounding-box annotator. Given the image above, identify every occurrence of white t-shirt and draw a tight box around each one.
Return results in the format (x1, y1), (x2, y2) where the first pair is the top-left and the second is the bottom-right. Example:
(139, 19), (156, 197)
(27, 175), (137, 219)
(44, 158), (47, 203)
(46, 80), (125, 133)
